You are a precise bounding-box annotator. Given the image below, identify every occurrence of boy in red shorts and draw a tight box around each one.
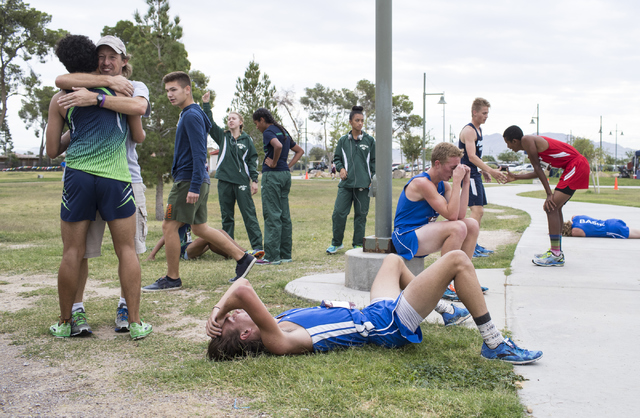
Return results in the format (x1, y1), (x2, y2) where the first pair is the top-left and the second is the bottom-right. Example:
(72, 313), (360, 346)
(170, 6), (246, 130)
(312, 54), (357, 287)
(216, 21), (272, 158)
(503, 125), (590, 267)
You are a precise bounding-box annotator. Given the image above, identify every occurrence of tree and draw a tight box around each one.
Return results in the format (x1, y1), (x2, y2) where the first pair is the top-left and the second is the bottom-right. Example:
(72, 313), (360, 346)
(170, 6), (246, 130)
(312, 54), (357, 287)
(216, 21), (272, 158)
(392, 94), (422, 137)
(498, 150), (520, 164)
(106, 0), (193, 220)
(275, 88), (303, 142)
(301, 83), (340, 155)
(397, 132), (423, 173)
(18, 74), (56, 165)
(482, 155), (496, 162)
(0, 118), (13, 156)
(327, 112), (350, 159)
(571, 137), (595, 164)
(0, 0), (63, 133)
(228, 59), (278, 165)
(308, 146), (325, 163)
(340, 79), (376, 131)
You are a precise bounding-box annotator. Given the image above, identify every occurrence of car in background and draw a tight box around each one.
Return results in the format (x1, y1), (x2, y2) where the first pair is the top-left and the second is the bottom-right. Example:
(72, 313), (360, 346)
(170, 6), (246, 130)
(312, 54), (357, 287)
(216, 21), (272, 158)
(511, 163), (534, 172)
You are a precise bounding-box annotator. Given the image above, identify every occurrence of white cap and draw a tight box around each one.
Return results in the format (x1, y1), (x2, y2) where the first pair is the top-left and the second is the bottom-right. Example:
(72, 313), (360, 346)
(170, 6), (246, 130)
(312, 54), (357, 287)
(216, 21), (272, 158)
(96, 35), (126, 55)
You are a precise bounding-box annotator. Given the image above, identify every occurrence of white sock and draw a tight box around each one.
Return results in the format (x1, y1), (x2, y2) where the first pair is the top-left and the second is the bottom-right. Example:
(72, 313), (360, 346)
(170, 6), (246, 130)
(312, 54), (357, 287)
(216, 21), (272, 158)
(434, 300), (454, 315)
(118, 297), (127, 308)
(72, 302), (84, 313)
(476, 320), (504, 349)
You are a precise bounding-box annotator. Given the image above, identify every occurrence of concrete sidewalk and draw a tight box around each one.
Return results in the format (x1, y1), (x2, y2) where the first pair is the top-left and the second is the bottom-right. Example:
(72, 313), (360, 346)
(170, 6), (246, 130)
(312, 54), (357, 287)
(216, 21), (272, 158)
(285, 183), (640, 416)
(486, 184), (640, 417)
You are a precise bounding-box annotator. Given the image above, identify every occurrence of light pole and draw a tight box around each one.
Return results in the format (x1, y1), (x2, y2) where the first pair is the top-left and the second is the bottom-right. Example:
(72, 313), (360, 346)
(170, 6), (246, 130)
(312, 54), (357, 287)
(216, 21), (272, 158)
(422, 72), (446, 170)
(530, 103), (539, 135)
(449, 124), (456, 143)
(609, 124), (624, 165)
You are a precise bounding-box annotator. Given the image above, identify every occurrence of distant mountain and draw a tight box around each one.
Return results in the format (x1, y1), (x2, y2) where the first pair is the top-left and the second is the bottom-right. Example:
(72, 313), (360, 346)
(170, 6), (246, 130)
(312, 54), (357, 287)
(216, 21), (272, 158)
(482, 132), (636, 160)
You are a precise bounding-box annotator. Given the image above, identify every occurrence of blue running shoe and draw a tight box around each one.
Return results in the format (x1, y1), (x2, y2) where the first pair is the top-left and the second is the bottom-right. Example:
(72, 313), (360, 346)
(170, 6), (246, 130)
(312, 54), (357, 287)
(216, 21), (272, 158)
(442, 285), (459, 301)
(481, 338), (543, 365)
(532, 251), (564, 267)
(115, 305), (129, 332)
(326, 244), (344, 254)
(441, 305), (471, 326)
(476, 243), (494, 254)
(473, 249), (488, 258)
(481, 286), (489, 294)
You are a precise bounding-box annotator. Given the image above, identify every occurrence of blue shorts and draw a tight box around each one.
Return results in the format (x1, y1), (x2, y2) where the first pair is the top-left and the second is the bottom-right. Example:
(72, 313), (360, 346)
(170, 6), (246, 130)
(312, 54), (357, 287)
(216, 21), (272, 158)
(362, 296), (423, 348)
(392, 228), (428, 260)
(61, 168), (136, 222)
(468, 176), (487, 207)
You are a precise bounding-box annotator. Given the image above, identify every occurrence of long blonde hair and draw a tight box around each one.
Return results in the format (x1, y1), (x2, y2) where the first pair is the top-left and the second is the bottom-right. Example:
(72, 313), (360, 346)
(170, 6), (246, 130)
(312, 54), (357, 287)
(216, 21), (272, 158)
(228, 111), (244, 133)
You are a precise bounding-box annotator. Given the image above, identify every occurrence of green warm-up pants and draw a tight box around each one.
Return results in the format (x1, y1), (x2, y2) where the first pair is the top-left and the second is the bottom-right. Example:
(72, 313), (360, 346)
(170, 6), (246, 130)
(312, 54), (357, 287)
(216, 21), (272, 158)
(331, 187), (370, 247)
(261, 171), (292, 262)
(217, 179), (263, 251)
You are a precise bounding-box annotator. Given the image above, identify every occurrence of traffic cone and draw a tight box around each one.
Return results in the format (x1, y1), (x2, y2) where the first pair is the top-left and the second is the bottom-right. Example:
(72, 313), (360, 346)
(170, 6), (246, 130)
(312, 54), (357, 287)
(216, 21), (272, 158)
(614, 177), (618, 190)
(305, 171), (309, 180)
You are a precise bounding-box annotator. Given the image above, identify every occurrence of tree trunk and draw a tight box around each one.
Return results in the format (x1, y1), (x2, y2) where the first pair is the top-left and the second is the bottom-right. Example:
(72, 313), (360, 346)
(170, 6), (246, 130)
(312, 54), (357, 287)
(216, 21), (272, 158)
(155, 173), (164, 221)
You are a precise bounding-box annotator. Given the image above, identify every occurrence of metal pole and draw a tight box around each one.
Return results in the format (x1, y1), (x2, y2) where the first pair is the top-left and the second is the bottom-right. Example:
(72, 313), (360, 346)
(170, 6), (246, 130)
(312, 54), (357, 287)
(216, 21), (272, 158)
(305, 118), (308, 172)
(375, 0), (392, 238)
(536, 104), (539, 135)
(442, 95), (446, 142)
(422, 73), (426, 171)
(615, 124), (617, 164)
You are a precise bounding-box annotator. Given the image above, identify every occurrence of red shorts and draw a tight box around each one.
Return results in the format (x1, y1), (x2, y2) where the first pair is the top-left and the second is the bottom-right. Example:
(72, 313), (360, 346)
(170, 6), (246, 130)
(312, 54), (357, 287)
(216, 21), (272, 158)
(557, 156), (590, 190)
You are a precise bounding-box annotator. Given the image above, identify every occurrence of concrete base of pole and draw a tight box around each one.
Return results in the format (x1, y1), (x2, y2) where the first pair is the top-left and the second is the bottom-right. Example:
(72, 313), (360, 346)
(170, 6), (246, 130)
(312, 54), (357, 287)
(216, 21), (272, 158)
(344, 248), (424, 291)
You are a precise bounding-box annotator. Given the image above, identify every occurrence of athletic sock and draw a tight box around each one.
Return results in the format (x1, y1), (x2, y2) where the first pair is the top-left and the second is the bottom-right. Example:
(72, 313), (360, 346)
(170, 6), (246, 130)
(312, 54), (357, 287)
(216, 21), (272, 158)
(473, 312), (504, 349)
(549, 234), (562, 256)
(72, 302), (85, 314)
(434, 300), (454, 315)
(118, 297), (127, 309)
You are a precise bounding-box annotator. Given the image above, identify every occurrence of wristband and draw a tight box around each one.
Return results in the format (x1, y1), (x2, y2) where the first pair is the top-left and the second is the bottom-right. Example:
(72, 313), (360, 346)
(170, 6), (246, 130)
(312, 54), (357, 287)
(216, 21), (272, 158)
(99, 94), (106, 108)
(213, 306), (221, 310)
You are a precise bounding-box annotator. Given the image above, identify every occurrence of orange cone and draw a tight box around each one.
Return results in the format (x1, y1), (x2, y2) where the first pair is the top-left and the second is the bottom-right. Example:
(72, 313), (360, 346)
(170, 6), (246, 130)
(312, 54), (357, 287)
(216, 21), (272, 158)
(305, 171), (309, 180)
(614, 177), (618, 190)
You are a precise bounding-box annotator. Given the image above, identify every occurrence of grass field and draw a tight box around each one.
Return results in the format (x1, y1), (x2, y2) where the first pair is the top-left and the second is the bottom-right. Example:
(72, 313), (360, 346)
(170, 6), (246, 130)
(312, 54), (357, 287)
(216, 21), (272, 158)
(0, 171), (538, 417)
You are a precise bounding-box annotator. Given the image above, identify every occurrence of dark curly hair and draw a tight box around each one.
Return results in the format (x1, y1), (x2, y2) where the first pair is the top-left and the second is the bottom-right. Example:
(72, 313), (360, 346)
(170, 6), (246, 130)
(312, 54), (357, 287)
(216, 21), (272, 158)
(252, 108), (292, 140)
(206, 331), (267, 361)
(54, 34), (98, 74)
(503, 125), (524, 142)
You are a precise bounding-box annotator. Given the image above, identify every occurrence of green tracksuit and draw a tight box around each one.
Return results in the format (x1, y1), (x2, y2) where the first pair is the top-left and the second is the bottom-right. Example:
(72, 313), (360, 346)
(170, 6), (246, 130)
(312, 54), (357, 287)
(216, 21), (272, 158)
(203, 102), (262, 250)
(331, 131), (376, 247)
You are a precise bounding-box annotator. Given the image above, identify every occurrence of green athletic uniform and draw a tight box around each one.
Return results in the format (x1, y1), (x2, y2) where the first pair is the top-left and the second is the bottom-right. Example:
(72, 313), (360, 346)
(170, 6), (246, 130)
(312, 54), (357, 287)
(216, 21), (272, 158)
(331, 131), (376, 247)
(203, 102), (262, 250)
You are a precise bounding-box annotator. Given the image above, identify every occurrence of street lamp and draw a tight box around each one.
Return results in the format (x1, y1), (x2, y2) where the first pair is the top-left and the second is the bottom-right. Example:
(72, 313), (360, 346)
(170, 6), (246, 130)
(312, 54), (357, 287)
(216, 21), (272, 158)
(530, 103), (539, 135)
(449, 124), (456, 143)
(609, 124), (624, 165)
(422, 72), (446, 170)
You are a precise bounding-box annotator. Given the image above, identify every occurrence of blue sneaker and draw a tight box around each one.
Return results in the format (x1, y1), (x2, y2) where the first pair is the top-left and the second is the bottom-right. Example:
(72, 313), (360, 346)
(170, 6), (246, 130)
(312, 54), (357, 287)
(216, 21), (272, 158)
(441, 305), (471, 326)
(442, 286), (459, 301)
(481, 337), (543, 365)
(142, 276), (182, 292)
(532, 251), (564, 267)
(115, 305), (129, 332)
(476, 243), (494, 254)
(473, 249), (489, 258)
(326, 244), (344, 254)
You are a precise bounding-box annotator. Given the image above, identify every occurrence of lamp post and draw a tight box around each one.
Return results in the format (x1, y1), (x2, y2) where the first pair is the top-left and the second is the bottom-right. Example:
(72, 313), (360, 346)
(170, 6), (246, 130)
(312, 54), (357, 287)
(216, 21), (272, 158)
(530, 103), (539, 135)
(422, 72), (446, 170)
(449, 124), (456, 143)
(609, 124), (624, 165)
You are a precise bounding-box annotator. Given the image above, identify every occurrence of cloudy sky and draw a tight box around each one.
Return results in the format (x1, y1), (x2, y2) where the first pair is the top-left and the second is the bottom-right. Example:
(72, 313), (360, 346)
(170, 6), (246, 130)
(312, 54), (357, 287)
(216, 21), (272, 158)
(8, 0), (640, 155)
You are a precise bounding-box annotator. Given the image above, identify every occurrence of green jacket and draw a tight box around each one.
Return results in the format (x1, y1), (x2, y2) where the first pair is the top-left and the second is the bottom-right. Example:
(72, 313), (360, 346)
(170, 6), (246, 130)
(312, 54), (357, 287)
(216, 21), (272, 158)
(203, 102), (258, 185)
(333, 131), (376, 189)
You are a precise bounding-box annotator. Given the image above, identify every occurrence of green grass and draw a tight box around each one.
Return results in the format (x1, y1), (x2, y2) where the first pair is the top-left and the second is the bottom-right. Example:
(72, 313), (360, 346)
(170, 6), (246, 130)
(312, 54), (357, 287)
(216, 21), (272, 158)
(519, 186), (640, 208)
(0, 172), (543, 416)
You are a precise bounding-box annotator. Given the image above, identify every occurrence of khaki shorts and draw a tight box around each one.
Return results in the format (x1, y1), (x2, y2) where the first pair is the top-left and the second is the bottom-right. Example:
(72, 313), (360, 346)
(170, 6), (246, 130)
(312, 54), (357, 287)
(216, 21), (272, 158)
(165, 181), (209, 225)
(84, 182), (148, 258)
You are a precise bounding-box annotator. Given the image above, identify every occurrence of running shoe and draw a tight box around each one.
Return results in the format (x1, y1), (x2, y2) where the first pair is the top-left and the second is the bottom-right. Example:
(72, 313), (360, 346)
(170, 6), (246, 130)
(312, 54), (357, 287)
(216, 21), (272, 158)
(280, 259), (293, 263)
(532, 251), (564, 267)
(234, 254), (256, 280)
(256, 259), (281, 265)
(534, 249), (552, 259)
(442, 287), (459, 301)
(70, 311), (92, 337)
(476, 243), (494, 254)
(326, 244), (344, 254)
(129, 321), (153, 340)
(353, 245), (363, 249)
(50, 321), (71, 338)
(441, 305), (471, 326)
(481, 337), (543, 365)
(115, 305), (129, 332)
(142, 276), (182, 292)
(248, 249), (265, 260)
(473, 249), (489, 258)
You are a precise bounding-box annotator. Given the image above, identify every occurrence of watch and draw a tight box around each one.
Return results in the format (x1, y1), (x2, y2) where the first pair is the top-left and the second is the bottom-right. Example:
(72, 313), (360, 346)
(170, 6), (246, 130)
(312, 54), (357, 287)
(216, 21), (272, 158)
(96, 93), (105, 107)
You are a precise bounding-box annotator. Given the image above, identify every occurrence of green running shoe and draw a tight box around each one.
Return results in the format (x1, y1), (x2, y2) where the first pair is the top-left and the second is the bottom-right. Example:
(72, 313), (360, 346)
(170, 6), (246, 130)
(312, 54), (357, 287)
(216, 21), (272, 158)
(129, 321), (153, 340)
(70, 311), (92, 337)
(50, 321), (71, 338)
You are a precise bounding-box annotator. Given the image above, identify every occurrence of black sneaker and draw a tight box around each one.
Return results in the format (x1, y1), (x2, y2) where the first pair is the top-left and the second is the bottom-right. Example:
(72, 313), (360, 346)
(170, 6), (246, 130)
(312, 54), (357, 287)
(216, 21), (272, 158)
(142, 276), (182, 292)
(232, 254), (256, 282)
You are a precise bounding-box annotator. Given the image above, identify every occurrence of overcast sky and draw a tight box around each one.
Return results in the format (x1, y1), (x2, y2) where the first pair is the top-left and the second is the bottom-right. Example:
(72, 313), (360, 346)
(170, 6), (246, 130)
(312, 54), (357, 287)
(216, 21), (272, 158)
(8, 0), (640, 155)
